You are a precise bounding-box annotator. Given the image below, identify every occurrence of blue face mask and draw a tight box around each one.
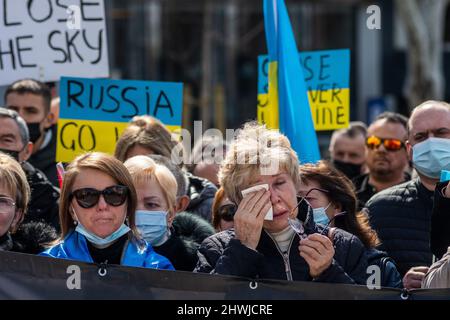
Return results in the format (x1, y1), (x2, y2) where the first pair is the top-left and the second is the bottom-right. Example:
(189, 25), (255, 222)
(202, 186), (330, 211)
(312, 203), (331, 225)
(135, 210), (168, 246)
(72, 207), (130, 248)
(412, 137), (450, 179)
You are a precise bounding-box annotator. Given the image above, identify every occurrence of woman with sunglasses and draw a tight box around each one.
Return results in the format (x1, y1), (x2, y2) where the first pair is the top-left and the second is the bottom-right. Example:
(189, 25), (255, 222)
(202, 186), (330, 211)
(195, 122), (369, 284)
(298, 161), (402, 288)
(124, 155), (214, 271)
(211, 188), (235, 232)
(40, 152), (174, 270)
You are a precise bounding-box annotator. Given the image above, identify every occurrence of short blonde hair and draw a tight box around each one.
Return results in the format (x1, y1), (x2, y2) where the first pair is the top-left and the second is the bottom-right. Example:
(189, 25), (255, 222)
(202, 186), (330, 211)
(124, 156), (178, 217)
(219, 122), (300, 205)
(0, 153), (30, 233)
(114, 115), (181, 163)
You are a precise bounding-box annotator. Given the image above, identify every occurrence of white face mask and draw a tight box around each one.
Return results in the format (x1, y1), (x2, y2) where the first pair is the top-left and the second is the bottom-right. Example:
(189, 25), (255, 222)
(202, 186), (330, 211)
(412, 137), (450, 179)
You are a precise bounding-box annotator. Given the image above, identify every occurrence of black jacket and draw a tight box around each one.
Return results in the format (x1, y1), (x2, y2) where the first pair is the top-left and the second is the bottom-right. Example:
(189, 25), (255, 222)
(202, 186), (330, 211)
(366, 248), (403, 288)
(0, 222), (58, 254)
(28, 125), (58, 187)
(185, 173), (217, 222)
(365, 178), (434, 276)
(154, 212), (215, 271)
(22, 161), (61, 233)
(194, 210), (368, 284)
(353, 172), (411, 210)
(430, 181), (450, 260)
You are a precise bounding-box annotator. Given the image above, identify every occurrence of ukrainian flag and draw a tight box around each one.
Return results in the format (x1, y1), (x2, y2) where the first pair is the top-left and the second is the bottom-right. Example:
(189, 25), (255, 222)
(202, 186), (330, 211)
(263, 0), (320, 164)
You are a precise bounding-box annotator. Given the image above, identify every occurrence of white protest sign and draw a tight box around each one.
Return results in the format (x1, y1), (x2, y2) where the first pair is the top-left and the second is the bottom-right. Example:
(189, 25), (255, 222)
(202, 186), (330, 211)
(0, 0), (109, 86)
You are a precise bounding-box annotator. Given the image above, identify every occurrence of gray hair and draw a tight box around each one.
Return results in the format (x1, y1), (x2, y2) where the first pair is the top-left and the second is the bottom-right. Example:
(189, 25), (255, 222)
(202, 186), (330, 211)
(0, 107), (30, 147)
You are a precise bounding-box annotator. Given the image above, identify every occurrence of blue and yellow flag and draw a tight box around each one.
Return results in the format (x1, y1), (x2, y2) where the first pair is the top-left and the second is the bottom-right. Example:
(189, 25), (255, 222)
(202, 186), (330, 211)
(262, 0), (320, 163)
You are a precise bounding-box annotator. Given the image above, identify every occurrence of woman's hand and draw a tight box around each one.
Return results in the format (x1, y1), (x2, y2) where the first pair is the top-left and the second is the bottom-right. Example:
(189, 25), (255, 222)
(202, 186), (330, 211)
(299, 233), (335, 278)
(234, 190), (271, 250)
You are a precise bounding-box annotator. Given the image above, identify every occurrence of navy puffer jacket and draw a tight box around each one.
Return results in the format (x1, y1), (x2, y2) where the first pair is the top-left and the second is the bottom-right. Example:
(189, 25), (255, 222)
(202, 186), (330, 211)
(365, 178), (434, 276)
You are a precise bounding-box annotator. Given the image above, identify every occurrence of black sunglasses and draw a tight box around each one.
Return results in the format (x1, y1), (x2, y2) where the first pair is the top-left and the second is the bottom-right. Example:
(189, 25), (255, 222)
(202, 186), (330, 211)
(70, 185), (129, 209)
(217, 204), (236, 222)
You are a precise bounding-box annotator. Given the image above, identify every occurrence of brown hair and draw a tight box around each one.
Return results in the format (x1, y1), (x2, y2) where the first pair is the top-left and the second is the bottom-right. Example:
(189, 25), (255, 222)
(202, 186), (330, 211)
(114, 115), (181, 163)
(5, 79), (51, 114)
(58, 152), (139, 241)
(211, 187), (226, 231)
(298, 160), (380, 248)
(0, 153), (30, 233)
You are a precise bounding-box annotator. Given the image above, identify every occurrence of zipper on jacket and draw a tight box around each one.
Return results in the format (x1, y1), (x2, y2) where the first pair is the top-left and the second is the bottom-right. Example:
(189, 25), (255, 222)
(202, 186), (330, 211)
(265, 231), (295, 281)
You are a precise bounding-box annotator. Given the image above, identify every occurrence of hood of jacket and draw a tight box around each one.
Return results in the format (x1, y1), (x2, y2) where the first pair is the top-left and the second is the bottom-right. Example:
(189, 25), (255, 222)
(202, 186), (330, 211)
(11, 221), (58, 254)
(172, 211), (215, 255)
(185, 173), (217, 221)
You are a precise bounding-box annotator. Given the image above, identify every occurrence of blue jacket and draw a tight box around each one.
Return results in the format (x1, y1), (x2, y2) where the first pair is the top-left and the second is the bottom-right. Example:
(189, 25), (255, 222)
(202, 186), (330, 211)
(40, 230), (174, 270)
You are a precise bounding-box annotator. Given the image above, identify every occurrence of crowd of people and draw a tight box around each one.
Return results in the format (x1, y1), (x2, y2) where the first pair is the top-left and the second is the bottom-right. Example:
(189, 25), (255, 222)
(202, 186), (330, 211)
(1, 78), (450, 292)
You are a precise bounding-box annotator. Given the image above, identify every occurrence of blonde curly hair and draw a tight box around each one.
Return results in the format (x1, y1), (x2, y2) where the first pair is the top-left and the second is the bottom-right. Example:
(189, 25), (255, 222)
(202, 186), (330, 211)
(219, 122), (300, 205)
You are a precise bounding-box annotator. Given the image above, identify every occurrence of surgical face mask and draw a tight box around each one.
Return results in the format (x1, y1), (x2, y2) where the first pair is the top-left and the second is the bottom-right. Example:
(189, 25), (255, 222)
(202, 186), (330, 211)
(412, 137), (450, 179)
(332, 159), (362, 180)
(313, 202), (331, 225)
(0, 148), (19, 162)
(27, 122), (42, 143)
(72, 206), (130, 248)
(135, 210), (168, 246)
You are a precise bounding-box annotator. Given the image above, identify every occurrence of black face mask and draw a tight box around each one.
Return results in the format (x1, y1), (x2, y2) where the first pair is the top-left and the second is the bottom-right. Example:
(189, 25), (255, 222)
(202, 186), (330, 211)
(332, 159), (363, 180)
(0, 148), (20, 162)
(295, 196), (311, 222)
(27, 122), (42, 143)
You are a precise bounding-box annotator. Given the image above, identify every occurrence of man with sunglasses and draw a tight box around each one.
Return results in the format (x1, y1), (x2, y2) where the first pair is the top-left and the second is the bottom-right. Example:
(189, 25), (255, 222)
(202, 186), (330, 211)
(353, 112), (410, 209)
(365, 101), (450, 289)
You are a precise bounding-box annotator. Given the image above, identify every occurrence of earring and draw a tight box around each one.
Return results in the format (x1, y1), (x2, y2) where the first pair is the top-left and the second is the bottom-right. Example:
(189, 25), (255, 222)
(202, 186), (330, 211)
(73, 220), (78, 226)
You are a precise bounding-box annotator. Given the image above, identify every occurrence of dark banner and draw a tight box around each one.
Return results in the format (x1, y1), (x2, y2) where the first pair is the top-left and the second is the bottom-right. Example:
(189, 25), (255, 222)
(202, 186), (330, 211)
(1, 251), (449, 300)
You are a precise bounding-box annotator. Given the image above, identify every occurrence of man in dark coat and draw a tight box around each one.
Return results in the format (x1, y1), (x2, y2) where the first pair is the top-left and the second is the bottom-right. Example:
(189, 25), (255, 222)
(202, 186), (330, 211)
(4, 79), (58, 186)
(0, 108), (60, 232)
(353, 112), (410, 209)
(365, 101), (450, 289)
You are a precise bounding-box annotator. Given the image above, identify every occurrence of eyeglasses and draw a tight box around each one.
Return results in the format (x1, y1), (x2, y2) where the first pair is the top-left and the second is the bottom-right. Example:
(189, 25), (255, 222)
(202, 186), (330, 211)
(217, 204), (236, 222)
(70, 185), (129, 209)
(289, 194), (346, 236)
(0, 196), (15, 213)
(366, 135), (405, 151)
